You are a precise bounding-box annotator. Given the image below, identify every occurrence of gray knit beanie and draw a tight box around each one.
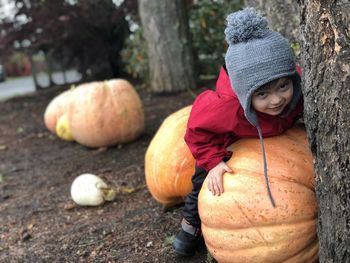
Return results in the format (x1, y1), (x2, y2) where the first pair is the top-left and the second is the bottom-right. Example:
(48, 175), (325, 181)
(225, 8), (301, 127)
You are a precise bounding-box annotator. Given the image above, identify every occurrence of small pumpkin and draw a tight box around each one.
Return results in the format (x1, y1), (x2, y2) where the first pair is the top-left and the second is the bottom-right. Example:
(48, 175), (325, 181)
(56, 114), (74, 141)
(145, 106), (195, 207)
(44, 90), (72, 133)
(198, 126), (318, 263)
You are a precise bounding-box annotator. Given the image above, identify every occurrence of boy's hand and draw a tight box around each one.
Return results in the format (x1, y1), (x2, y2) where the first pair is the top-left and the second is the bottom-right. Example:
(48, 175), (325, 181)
(207, 161), (233, 196)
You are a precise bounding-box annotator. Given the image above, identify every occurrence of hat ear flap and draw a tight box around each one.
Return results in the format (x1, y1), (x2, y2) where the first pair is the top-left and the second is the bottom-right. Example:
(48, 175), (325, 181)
(289, 73), (302, 110)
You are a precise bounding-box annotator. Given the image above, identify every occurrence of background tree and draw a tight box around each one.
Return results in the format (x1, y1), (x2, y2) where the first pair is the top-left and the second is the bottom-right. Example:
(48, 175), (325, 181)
(0, 0), (137, 84)
(138, 0), (196, 93)
(244, 0), (300, 58)
(189, 0), (243, 78)
(124, 0), (242, 88)
(299, 1), (350, 262)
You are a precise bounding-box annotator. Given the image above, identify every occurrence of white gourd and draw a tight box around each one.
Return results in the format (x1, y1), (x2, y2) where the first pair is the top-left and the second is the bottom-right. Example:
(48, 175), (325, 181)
(70, 174), (108, 206)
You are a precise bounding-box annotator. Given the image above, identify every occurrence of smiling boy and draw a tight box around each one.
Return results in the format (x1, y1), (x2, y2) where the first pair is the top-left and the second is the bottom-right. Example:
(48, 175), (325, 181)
(252, 77), (294, 116)
(172, 8), (304, 257)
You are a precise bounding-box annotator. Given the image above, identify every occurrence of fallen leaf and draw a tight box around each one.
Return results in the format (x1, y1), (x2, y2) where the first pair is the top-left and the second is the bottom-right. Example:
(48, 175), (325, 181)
(163, 235), (175, 247)
(64, 200), (77, 210)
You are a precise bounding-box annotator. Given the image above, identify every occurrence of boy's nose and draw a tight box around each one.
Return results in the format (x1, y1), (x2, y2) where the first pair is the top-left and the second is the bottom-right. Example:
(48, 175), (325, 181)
(270, 94), (282, 105)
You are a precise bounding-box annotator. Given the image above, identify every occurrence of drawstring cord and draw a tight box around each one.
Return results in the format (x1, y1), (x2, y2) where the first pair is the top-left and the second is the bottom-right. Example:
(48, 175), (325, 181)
(257, 126), (276, 208)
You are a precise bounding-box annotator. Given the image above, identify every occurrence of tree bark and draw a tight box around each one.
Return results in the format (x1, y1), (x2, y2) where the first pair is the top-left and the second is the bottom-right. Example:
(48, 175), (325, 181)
(138, 0), (196, 93)
(299, 1), (350, 262)
(28, 53), (42, 90)
(44, 51), (55, 87)
(244, 0), (300, 44)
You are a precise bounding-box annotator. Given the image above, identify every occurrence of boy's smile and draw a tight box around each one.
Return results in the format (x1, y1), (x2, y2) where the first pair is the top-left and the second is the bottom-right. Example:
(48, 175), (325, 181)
(251, 77), (294, 116)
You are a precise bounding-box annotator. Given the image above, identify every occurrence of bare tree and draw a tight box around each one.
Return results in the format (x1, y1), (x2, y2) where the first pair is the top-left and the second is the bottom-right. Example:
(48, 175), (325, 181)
(299, 1), (350, 262)
(138, 0), (196, 93)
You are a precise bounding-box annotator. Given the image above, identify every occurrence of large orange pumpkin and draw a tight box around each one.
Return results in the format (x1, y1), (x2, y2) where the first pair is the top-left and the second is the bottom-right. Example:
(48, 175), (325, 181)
(43, 79), (144, 148)
(198, 126), (318, 263)
(145, 106), (195, 207)
(67, 79), (144, 147)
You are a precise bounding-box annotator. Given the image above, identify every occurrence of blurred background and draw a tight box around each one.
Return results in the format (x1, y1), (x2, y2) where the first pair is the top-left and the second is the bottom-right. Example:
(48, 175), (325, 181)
(0, 0), (245, 98)
(0, 0), (299, 99)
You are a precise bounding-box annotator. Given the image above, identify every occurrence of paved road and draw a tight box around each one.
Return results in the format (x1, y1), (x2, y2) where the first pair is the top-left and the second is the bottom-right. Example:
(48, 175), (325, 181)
(0, 70), (81, 101)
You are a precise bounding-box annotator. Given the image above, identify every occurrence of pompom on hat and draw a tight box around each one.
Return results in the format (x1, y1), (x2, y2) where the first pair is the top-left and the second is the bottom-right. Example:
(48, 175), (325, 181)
(225, 7), (301, 127)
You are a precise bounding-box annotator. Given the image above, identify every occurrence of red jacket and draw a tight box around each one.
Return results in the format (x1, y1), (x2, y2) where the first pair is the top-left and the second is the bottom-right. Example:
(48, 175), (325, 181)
(185, 66), (303, 171)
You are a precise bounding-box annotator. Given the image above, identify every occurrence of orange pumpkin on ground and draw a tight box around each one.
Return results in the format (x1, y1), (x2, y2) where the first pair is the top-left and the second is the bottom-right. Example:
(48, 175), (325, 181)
(67, 79), (144, 147)
(198, 125), (318, 263)
(145, 106), (195, 207)
(43, 79), (144, 148)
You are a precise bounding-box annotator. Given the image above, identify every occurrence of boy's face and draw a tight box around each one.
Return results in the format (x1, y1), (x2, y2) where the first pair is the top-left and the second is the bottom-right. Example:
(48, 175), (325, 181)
(251, 77), (294, 116)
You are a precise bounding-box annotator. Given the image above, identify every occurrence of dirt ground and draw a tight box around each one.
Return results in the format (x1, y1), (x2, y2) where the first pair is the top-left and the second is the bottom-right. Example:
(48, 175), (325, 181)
(0, 82), (215, 263)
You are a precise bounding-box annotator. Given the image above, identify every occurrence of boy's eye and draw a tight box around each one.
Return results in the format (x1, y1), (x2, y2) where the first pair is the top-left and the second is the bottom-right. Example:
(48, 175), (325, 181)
(256, 92), (267, 98)
(280, 80), (291, 90)
(253, 91), (268, 99)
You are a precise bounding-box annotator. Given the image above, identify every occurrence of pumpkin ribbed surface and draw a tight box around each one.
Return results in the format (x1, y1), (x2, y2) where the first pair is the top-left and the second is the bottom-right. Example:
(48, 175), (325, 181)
(198, 126), (318, 263)
(145, 106), (195, 207)
(67, 79), (144, 147)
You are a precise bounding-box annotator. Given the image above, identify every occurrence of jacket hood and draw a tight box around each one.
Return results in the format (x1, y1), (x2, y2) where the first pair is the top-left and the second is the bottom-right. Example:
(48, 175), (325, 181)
(215, 66), (237, 97)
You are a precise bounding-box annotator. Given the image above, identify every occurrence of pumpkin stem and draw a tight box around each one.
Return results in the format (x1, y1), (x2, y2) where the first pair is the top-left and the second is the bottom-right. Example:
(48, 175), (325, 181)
(99, 186), (117, 201)
(99, 185), (146, 201)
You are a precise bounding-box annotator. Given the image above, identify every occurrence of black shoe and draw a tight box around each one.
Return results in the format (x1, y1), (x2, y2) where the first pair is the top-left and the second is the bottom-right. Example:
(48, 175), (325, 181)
(172, 219), (203, 257)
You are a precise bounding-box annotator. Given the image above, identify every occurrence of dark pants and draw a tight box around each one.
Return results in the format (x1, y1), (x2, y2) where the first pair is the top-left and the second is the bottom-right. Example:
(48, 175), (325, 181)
(182, 166), (208, 228)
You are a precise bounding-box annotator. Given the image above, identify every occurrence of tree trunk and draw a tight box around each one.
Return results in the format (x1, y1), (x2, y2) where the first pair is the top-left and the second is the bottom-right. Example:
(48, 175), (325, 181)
(244, 0), (300, 45)
(61, 65), (67, 84)
(28, 53), (42, 90)
(138, 0), (196, 93)
(299, 1), (350, 262)
(44, 51), (55, 87)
